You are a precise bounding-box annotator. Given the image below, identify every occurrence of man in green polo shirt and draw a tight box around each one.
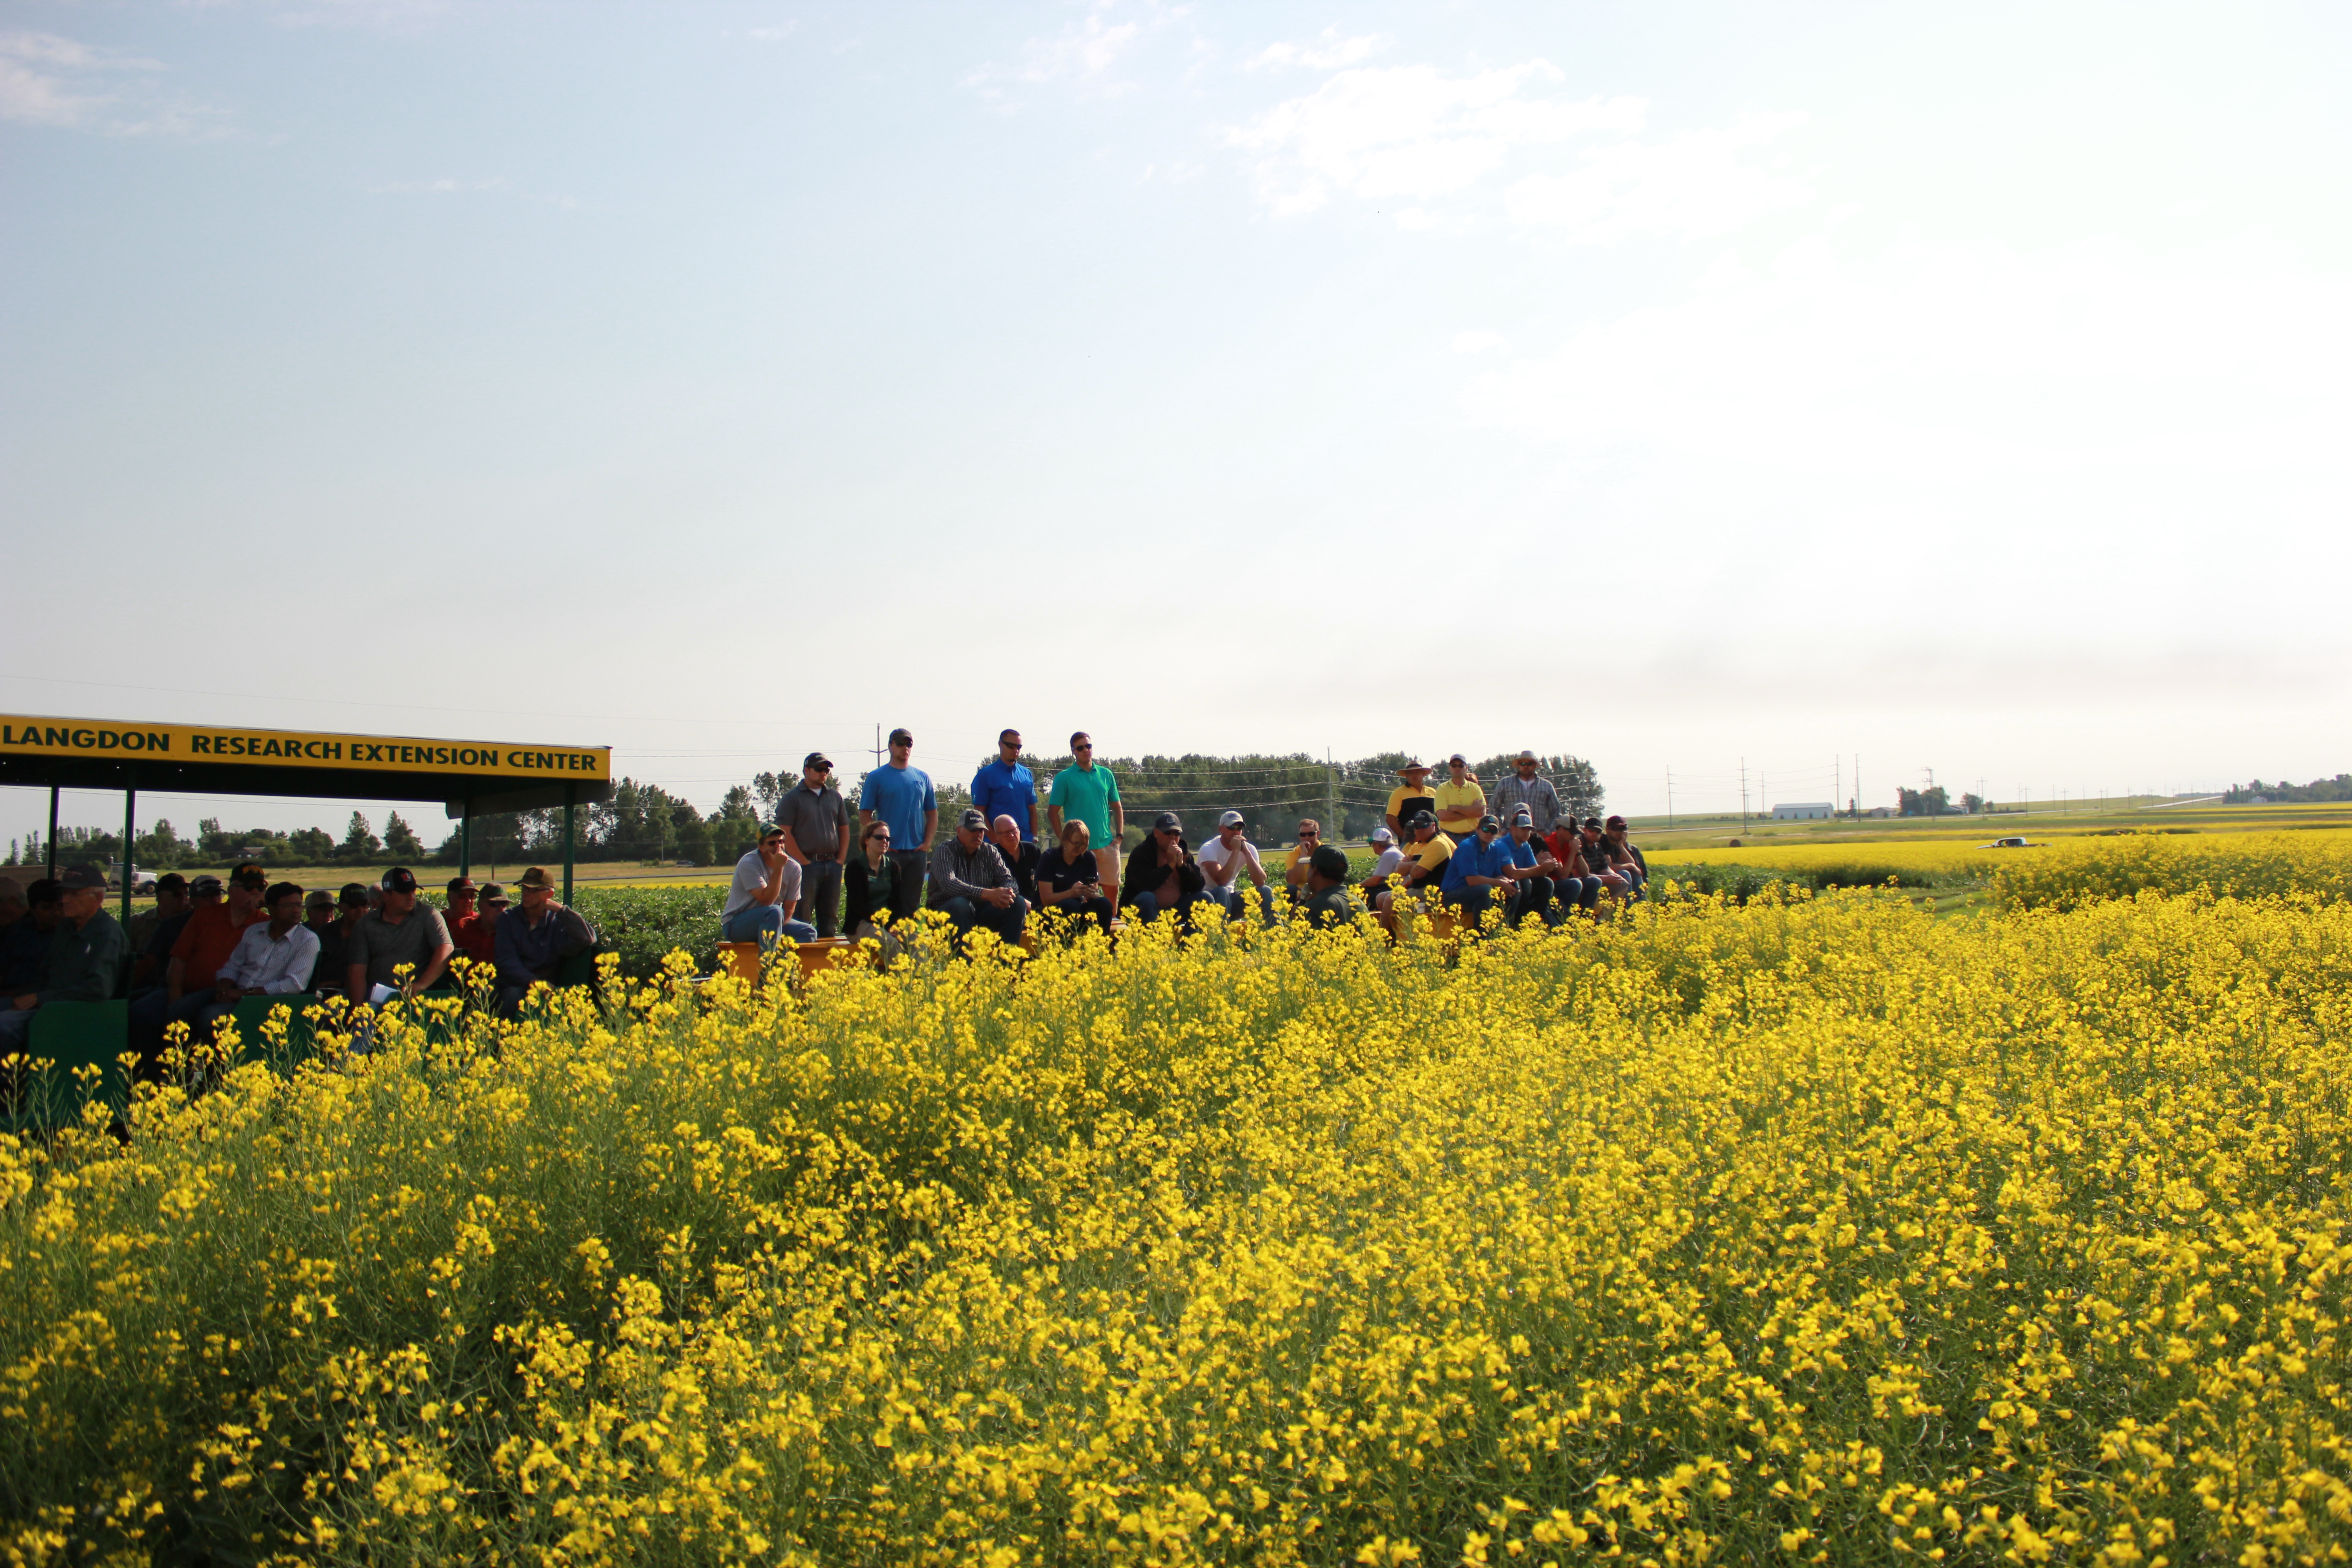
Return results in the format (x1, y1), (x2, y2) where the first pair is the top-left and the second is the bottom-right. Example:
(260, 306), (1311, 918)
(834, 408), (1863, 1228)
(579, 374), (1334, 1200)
(1046, 730), (1125, 903)
(1300, 845), (1356, 930)
(0, 864), (127, 1054)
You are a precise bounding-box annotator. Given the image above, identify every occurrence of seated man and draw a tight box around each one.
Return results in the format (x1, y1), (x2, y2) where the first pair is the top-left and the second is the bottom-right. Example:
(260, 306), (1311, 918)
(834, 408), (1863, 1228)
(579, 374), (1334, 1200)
(722, 825), (815, 946)
(1359, 826), (1403, 902)
(1284, 819), (1326, 897)
(1439, 815), (1517, 929)
(492, 867), (597, 1014)
(123, 872), (184, 962)
(131, 873), (209, 995)
(1499, 809), (1560, 927)
(0, 878), (61, 996)
(1375, 813), (1455, 914)
(930, 808), (1026, 946)
(343, 867), (456, 1003)
(1121, 812), (1204, 925)
(1197, 810), (1275, 922)
(0, 865), (127, 1055)
(311, 882), (368, 989)
(133, 864), (268, 1067)
(1579, 817), (1634, 903)
(1601, 815), (1649, 900)
(1035, 819), (1115, 935)
(1300, 844), (1357, 929)
(446, 875), (498, 968)
(990, 814), (1042, 906)
(1545, 823), (1605, 914)
(198, 882), (323, 1037)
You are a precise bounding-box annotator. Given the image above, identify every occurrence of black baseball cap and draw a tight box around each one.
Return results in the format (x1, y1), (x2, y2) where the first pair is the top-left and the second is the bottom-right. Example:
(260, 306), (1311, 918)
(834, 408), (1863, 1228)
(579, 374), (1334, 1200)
(1477, 814), (1500, 833)
(59, 864), (107, 893)
(446, 875), (477, 895)
(1310, 845), (1351, 880)
(804, 751), (832, 770)
(1153, 811), (1183, 833)
(888, 727), (913, 746)
(959, 808), (988, 831)
(230, 864), (269, 892)
(1408, 810), (1436, 830)
(190, 874), (224, 896)
(381, 867), (420, 894)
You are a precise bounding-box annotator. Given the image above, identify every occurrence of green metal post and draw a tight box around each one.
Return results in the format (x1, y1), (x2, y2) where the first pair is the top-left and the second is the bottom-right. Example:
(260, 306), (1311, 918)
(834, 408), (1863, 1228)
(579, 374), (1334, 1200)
(562, 784), (576, 905)
(460, 798), (472, 877)
(46, 784), (58, 878)
(122, 778), (136, 923)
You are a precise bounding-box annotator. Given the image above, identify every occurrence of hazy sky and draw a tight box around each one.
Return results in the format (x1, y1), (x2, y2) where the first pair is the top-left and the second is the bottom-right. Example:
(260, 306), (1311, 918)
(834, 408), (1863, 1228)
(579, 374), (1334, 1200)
(5, 0), (2349, 844)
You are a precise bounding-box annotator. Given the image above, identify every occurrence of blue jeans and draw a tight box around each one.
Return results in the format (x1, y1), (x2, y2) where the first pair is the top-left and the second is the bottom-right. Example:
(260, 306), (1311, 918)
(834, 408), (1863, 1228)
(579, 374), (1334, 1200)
(941, 893), (1027, 947)
(0, 1006), (34, 1053)
(1123, 890), (1200, 926)
(1202, 881), (1277, 922)
(1039, 894), (1116, 934)
(1508, 876), (1559, 927)
(1553, 874), (1602, 911)
(722, 905), (818, 945)
(1443, 886), (1497, 927)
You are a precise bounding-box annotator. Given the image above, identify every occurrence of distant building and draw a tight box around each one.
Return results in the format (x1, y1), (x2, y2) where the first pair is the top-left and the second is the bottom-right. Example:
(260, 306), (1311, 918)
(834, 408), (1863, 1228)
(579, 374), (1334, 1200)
(1771, 802), (1833, 821)
(1866, 806), (1896, 819)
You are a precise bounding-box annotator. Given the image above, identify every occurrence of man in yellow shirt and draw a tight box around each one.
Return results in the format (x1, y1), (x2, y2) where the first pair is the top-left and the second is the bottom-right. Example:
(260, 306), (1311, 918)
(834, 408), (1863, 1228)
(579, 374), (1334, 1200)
(1385, 761), (1437, 835)
(1284, 818), (1327, 893)
(1375, 811), (1456, 913)
(1432, 754), (1487, 841)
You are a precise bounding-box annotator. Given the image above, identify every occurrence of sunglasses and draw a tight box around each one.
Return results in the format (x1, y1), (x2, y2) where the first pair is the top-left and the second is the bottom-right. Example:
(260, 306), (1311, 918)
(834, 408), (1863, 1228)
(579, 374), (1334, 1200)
(1073, 743), (1093, 751)
(1298, 830), (1320, 839)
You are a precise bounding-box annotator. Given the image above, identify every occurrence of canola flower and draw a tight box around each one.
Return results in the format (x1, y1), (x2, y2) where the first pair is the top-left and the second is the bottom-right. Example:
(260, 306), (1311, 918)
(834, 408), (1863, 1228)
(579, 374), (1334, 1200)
(2, 885), (2351, 1564)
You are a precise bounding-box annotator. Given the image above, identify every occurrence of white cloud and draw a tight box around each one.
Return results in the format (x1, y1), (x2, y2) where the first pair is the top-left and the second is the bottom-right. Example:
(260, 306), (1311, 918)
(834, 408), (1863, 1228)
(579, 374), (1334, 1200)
(967, 0), (1186, 100)
(746, 24), (797, 44)
(0, 29), (220, 135)
(1226, 59), (1804, 239)
(1247, 29), (1387, 71)
(1450, 329), (1507, 354)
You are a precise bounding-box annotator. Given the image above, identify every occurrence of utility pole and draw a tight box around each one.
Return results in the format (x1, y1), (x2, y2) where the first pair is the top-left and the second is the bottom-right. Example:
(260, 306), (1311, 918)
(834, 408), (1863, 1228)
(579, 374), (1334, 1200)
(1739, 757), (1748, 836)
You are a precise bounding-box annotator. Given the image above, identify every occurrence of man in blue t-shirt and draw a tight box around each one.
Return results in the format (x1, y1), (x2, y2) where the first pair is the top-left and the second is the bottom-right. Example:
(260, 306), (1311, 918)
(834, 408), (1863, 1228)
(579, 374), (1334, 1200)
(858, 727), (936, 923)
(1499, 809), (1562, 927)
(1439, 815), (1518, 931)
(970, 729), (1040, 844)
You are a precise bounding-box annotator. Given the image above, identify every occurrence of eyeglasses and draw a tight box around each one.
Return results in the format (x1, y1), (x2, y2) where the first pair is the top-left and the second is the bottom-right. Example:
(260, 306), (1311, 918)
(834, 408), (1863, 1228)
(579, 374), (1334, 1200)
(1073, 742), (1093, 751)
(1298, 830), (1320, 839)
(870, 832), (892, 842)
(1001, 738), (1022, 748)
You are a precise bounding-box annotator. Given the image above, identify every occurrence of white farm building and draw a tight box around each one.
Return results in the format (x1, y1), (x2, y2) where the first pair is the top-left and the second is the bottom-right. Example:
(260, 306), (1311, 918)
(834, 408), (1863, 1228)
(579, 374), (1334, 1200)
(1770, 802), (1833, 820)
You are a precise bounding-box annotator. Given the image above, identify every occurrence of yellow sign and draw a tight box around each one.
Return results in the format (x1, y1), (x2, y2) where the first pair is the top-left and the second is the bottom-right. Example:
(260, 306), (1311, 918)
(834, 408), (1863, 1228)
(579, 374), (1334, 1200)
(0, 715), (609, 783)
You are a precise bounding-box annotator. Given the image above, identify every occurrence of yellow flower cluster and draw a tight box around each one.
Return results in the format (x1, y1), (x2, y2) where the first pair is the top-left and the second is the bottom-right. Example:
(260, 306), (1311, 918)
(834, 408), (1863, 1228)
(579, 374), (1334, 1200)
(4, 887), (2351, 1564)
(1986, 830), (2352, 911)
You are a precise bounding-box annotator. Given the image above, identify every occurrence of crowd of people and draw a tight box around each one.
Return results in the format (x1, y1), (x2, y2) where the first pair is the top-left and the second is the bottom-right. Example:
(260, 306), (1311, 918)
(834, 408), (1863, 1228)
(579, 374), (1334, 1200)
(0, 859), (596, 1069)
(718, 731), (1648, 948)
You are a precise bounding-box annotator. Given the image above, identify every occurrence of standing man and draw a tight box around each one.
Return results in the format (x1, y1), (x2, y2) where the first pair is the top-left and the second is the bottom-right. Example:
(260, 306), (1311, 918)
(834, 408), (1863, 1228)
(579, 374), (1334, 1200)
(858, 728), (936, 925)
(1385, 761), (1438, 836)
(492, 866), (598, 1014)
(1433, 755), (1488, 843)
(779, 752), (855, 938)
(930, 808), (1027, 947)
(1047, 732), (1124, 905)
(971, 730), (1041, 845)
(722, 825), (815, 946)
(1197, 811), (1275, 922)
(343, 867), (456, 1002)
(0, 866), (127, 1055)
(1491, 752), (1564, 838)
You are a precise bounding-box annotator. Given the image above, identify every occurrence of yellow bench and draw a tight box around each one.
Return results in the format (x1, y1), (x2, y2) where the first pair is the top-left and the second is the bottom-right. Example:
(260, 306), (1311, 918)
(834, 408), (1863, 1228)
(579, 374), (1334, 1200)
(717, 938), (857, 983)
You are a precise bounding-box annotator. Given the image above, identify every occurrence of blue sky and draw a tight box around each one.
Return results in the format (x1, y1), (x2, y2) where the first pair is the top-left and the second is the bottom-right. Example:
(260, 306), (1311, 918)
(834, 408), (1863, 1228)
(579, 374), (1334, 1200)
(5, 0), (2350, 843)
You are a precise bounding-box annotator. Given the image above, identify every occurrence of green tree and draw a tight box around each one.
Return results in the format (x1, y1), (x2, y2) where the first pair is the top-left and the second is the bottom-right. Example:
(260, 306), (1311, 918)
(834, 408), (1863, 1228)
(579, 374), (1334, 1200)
(289, 827), (336, 862)
(382, 811), (426, 862)
(340, 812), (382, 862)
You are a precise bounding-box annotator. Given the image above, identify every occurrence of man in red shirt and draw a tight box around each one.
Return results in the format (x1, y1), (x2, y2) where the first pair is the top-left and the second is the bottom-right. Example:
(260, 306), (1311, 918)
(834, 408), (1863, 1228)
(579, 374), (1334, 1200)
(445, 875), (497, 967)
(129, 861), (270, 1068)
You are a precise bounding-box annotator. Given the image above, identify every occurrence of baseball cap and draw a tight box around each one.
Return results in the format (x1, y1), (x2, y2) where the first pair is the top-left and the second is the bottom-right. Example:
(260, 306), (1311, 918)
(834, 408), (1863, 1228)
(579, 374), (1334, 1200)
(480, 882), (510, 906)
(59, 863), (107, 893)
(230, 864), (269, 892)
(1152, 811), (1183, 833)
(959, 808), (988, 831)
(1310, 845), (1351, 881)
(304, 888), (334, 908)
(1509, 809), (1535, 828)
(190, 874), (225, 896)
(1606, 815), (1627, 830)
(1477, 814), (1500, 833)
(1450, 753), (1468, 765)
(446, 875), (477, 895)
(888, 727), (913, 746)
(1407, 810), (1436, 830)
(515, 866), (556, 892)
(381, 867), (421, 894)
(1218, 810), (1245, 828)
(804, 751), (832, 770)
(1369, 826), (1394, 843)
(337, 882), (370, 907)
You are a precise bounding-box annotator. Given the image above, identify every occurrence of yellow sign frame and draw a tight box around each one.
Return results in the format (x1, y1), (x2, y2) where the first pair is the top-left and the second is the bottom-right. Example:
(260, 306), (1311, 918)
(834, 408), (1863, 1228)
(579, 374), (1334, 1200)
(0, 715), (609, 784)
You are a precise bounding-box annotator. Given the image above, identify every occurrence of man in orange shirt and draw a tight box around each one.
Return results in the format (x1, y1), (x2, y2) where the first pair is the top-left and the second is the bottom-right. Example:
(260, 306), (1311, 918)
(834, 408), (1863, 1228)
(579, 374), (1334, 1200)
(445, 874), (497, 967)
(130, 860), (269, 1067)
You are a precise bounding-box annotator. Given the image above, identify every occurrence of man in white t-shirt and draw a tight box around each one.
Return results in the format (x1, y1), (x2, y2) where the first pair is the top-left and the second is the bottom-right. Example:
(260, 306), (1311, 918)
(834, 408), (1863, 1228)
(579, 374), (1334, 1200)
(1197, 810), (1275, 922)
(1360, 825), (1406, 901)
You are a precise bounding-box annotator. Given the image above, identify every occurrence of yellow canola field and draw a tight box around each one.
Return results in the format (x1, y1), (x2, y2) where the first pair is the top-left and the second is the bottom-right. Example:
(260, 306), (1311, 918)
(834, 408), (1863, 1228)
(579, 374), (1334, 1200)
(5, 891), (2352, 1565)
(1645, 839), (2011, 887)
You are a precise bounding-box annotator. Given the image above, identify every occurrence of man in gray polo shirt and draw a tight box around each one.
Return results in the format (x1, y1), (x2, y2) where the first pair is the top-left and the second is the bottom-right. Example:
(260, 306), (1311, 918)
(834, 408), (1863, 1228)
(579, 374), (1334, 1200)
(343, 867), (456, 1001)
(776, 751), (854, 939)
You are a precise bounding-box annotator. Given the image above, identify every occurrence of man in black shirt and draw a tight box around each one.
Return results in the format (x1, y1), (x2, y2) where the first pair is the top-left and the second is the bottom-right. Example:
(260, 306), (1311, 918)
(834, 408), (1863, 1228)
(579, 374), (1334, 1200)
(989, 815), (1040, 906)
